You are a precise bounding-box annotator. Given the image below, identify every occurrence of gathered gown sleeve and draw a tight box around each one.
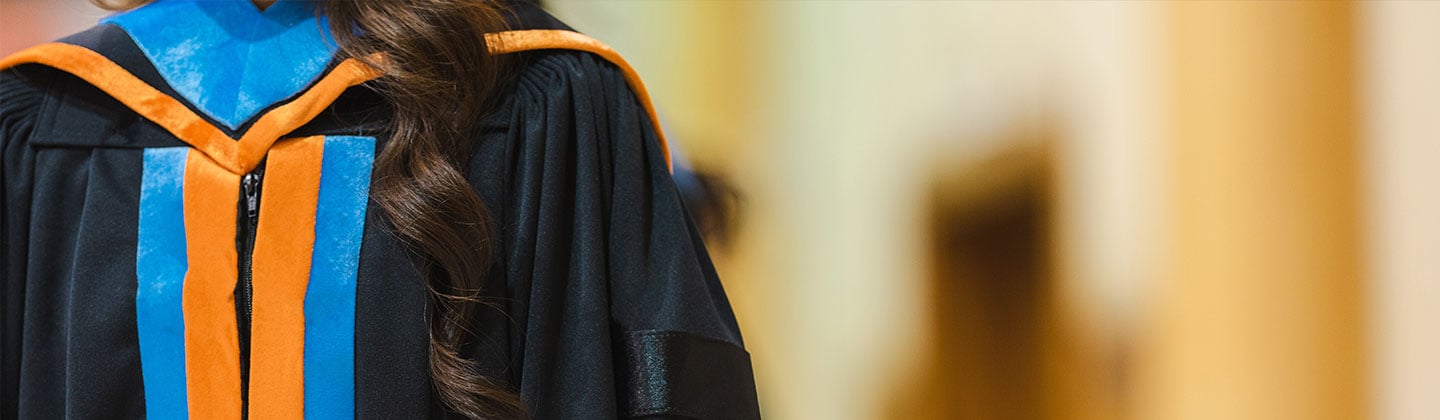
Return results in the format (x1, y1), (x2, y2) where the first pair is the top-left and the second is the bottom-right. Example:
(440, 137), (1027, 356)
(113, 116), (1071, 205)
(473, 50), (761, 419)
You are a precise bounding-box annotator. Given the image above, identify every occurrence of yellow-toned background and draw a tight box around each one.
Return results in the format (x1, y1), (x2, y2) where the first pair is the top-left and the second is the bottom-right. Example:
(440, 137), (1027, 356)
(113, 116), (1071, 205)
(7, 1), (1440, 419)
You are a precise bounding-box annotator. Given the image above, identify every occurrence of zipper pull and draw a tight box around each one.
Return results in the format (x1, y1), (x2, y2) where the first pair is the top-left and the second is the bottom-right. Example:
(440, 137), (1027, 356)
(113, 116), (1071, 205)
(241, 170), (263, 222)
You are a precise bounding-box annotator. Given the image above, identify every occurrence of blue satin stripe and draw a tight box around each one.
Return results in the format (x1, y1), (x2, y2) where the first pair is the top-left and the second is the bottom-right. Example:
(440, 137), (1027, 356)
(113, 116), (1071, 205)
(136, 147), (192, 420)
(304, 136), (376, 418)
(104, 0), (337, 130)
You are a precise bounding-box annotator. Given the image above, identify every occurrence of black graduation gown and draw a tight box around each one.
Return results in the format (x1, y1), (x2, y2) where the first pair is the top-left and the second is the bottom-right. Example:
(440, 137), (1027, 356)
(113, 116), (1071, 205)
(0, 1), (758, 418)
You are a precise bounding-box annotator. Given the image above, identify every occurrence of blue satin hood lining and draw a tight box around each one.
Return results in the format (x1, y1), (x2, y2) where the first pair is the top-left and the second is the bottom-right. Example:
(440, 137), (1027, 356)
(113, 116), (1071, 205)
(104, 0), (337, 131)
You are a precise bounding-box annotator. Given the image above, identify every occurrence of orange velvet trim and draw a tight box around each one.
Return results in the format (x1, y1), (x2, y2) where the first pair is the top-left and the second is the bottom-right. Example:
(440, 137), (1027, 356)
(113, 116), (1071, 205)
(235, 64), (380, 174)
(0, 43), (380, 175)
(1, 43), (236, 168)
(4, 34), (670, 172)
(181, 151), (243, 420)
(486, 29), (675, 172)
(247, 136), (324, 419)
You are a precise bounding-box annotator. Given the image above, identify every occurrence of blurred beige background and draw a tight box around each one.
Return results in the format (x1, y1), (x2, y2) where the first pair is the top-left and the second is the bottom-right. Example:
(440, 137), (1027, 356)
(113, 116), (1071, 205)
(5, 1), (1440, 419)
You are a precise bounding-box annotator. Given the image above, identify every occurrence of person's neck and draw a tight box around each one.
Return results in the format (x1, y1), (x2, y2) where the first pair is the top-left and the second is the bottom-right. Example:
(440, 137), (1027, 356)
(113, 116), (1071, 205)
(252, 0), (278, 11)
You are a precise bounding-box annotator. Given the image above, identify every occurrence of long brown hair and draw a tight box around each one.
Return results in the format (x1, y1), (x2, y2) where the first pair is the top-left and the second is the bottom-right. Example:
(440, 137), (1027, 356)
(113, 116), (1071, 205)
(91, 0), (523, 417)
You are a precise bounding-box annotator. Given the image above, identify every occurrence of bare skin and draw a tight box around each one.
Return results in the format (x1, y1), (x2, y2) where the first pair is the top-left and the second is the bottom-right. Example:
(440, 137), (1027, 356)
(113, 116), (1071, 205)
(252, 0), (277, 10)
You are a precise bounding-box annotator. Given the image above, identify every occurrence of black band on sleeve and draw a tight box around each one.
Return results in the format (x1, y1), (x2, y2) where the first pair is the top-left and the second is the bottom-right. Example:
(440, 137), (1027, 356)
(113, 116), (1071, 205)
(618, 330), (761, 420)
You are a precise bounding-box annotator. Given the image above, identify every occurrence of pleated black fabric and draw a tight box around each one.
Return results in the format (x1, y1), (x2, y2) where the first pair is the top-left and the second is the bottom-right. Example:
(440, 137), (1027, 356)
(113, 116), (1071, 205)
(0, 3), (759, 419)
(466, 51), (757, 419)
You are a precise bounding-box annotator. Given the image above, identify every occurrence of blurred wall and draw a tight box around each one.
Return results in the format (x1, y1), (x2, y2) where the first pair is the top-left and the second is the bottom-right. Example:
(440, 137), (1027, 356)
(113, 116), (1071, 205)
(1362, 2), (1440, 420)
(548, 2), (1155, 419)
(549, 2), (1417, 419)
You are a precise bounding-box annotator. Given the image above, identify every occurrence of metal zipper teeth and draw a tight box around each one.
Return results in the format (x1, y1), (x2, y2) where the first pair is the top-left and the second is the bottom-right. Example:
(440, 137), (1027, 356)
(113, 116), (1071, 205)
(238, 168), (263, 419)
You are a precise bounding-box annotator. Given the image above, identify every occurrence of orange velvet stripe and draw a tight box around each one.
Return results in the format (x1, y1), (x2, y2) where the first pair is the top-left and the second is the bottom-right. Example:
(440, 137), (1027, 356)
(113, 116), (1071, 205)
(181, 151), (243, 420)
(247, 136), (324, 419)
(0, 43), (380, 175)
(486, 29), (675, 172)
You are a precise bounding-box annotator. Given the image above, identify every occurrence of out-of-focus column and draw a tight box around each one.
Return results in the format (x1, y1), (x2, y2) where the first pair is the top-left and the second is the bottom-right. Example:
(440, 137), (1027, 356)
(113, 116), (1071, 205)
(1136, 2), (1365, 420)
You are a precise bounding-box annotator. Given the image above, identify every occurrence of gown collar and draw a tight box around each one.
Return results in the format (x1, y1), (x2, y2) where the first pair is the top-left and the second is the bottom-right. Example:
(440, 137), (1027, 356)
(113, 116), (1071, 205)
(104, 0), (337, 130)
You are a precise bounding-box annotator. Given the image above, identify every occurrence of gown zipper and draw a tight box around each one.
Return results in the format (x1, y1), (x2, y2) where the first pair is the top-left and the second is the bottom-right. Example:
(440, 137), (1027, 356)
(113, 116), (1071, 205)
(237, 167), (263, 419)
